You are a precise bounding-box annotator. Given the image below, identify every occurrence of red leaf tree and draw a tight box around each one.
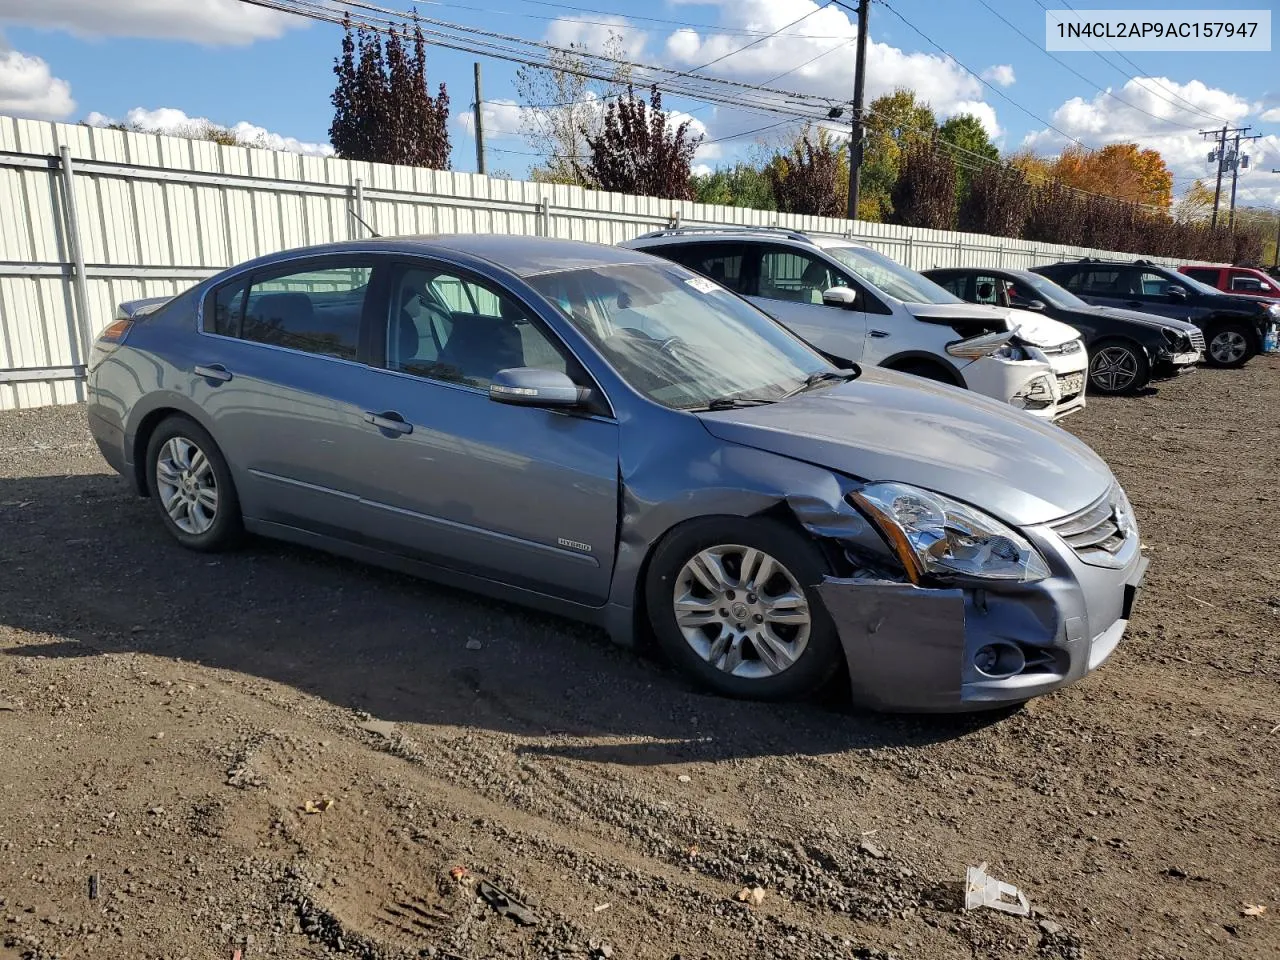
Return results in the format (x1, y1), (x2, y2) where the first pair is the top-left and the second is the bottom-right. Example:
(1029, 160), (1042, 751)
(576, 85), (701, 200)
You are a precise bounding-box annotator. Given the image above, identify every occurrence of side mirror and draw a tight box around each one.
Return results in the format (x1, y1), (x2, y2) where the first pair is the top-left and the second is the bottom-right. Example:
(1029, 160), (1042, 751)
(822, 286), (858, 310)
(1167, 285), (1189, 300)
(1019, 299), (1047, 312)
(489, 367), (585, 408)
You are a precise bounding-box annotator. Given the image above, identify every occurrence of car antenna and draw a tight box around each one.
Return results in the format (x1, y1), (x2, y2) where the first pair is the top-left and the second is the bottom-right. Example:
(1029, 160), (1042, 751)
(348, 205), (382, 239)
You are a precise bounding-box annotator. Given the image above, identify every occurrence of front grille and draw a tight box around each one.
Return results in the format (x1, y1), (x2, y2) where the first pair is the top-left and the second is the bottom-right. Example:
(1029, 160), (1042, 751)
(1050, 486), (1127, 561)
(1188, 329), (1206, 353)
(1041, 338), (1084, 356)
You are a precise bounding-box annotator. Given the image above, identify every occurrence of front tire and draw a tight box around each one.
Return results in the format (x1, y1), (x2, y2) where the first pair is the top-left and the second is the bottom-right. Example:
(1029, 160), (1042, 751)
(644, 517), (843, 701)
(1088, 339), (1149, 395)
(1204, 322), (1254, 368)
(145, 415), (243, 551)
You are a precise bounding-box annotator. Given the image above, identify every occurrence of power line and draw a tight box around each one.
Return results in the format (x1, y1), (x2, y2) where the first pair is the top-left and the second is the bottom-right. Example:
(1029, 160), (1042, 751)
(1030, 0), (1230, 125)
(685, 4), (829, 74)
(971, 0), (1204, 131)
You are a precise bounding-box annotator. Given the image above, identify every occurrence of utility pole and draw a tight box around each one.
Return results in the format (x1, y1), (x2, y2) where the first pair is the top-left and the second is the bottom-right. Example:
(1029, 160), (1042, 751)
(847, 0), (870, 222)
(1272, 170), (1280, 270)
(472, 61), (487, 176)
(1201, 125), (1228, 228)
(1225, 129), (1262, 231)
(1201, 125), (1257, 228)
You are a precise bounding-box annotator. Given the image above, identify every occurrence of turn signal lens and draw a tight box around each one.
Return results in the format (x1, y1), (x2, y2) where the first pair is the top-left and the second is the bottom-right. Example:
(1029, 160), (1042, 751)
(98, 319), (133, 343)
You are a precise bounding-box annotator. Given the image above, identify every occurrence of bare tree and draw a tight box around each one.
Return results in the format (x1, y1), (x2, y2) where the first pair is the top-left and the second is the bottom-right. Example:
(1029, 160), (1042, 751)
(515, 33), (631, 185)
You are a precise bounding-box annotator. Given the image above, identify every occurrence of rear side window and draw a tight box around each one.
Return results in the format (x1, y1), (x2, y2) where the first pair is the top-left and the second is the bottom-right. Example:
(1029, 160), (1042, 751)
(207, 281), (246, 337)
(241, 265), (372, 361)
(1184, 267), (1218, 285)
(1074, 268), (1133, 295)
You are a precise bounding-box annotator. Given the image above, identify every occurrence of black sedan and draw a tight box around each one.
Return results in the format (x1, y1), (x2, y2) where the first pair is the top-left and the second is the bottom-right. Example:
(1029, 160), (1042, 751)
(925, 267), (1204, 395)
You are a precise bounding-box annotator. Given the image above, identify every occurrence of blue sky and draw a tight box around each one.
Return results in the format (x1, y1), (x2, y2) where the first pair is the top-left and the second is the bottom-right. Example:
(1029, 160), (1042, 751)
(1, 0), (1277, 206)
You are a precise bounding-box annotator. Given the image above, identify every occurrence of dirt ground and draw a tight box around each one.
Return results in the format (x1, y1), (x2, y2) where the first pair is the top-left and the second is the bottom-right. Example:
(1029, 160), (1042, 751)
(1, 359), (1277, 960)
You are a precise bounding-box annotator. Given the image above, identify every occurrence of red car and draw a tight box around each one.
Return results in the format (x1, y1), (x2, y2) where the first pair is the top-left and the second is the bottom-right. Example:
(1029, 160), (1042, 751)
(1179, 264), (1280, 300)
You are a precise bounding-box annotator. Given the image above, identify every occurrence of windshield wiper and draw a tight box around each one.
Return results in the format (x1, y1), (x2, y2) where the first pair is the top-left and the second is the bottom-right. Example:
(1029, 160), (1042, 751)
(702, 396), (779, 410)
(781, 368), (858, 399)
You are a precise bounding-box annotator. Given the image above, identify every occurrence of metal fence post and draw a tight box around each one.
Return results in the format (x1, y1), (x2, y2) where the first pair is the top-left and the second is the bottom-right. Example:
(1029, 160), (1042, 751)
(538, 198), (551, 237)
(351, 178), (366, 238)
(58, 146), (94, 367)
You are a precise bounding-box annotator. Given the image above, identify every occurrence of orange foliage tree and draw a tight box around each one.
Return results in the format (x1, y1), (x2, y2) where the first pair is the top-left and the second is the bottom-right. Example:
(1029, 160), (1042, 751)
(1048, 143), (1173, 210)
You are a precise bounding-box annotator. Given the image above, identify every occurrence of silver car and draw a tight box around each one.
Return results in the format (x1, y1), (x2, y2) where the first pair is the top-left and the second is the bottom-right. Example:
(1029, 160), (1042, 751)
(86, 236), (1147, 711)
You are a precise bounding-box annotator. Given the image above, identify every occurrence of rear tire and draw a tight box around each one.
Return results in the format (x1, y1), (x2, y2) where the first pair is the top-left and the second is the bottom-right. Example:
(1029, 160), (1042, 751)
(1204, 322), (1254, 368)
(644, 517), (843, 701)
(145, 415), (243, 552)
(1088, 339), (1149, 395)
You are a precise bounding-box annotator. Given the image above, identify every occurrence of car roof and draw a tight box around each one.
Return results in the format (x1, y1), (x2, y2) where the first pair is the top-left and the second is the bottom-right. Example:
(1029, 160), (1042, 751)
(235, 234), (654, 279)
(625, 227), (870, 254)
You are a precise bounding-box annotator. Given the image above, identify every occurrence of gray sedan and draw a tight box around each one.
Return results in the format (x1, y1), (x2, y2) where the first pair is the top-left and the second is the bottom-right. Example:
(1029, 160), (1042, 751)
(86, 236), (1147, 711)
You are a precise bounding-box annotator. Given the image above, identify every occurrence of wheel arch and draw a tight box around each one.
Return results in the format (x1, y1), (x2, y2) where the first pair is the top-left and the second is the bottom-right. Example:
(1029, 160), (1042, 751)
(126, 395), (220, 497)
(879, 350), (966, 387)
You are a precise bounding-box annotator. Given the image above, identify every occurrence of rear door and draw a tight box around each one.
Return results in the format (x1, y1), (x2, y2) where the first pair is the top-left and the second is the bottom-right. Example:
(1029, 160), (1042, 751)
(1059, 265), (1137, 311)
(745, 244), (868, 362)
(194, 255), (386, 536)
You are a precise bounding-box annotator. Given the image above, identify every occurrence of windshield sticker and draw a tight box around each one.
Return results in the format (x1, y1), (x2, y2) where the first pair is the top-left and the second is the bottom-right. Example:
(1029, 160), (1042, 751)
(685, 276), (723, 295)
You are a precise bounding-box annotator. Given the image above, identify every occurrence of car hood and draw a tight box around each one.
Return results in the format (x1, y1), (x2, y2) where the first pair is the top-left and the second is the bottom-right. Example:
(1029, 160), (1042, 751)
(1077, 304), (1201, 334)
(904, 301), (1081, 347)
(697, 367), (1113, 527)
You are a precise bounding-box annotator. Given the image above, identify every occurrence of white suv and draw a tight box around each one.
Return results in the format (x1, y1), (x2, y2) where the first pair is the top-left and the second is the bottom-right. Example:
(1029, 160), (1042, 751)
(623, 228), (1089, 419)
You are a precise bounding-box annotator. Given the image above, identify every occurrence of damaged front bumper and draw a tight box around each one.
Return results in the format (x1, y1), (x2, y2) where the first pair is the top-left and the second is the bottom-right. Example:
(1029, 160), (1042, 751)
(816, 520), (1148, 713)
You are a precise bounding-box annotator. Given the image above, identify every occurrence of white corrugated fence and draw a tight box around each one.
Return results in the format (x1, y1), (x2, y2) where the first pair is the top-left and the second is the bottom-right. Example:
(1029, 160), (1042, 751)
(0, 113), (1196, 411)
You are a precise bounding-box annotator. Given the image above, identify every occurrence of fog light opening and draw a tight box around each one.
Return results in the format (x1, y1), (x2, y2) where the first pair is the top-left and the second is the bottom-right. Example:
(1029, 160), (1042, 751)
(973, 642), (1026, 680)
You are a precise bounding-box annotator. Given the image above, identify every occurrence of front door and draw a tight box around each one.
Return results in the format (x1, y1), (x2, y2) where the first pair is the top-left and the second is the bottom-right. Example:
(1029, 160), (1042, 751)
(745, 244), (868, 363)
(348, 260), (620, 605)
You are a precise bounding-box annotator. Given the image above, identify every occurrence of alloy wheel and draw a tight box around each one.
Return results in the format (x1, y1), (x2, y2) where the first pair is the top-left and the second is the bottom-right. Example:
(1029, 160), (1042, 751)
(155, 436), (219, 535)
(1209, 330), (1248, 364)
(672, 544), (811, 679)
(1090, 345), (1140, 392)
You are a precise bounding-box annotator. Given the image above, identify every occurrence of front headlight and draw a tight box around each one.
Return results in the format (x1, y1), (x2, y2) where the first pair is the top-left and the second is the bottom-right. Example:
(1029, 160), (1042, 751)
(849, 482), (1051, 583)
(1111, 483), (1138, 540)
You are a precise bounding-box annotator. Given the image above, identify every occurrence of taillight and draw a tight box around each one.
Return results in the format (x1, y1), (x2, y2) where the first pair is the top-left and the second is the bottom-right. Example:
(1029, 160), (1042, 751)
(98, 319), (133, 343)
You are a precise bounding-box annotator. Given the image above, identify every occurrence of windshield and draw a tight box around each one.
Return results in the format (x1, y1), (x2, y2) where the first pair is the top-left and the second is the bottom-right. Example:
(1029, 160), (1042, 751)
(1007, 271), (1089, 309)
(527, 262), (835, 410)
(823, 245), (964, 305)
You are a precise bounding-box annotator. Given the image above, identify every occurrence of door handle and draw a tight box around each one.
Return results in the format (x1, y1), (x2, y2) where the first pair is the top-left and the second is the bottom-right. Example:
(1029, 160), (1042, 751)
(364, 410), (413, 435)
(868, 329), (890, 338)
(194, 363), (233, 383)
(1124, 300), (1143, 308)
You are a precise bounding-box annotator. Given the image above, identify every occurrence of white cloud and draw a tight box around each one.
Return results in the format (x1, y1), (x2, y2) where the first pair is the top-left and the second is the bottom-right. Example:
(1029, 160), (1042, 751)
(456, 98), (527, 140)
(546, 15), (648, 60)
(1019, 77), (1261, 198)
(0, 0), (300, 45)
(981, 64), (1016, 87)
(86, 107), (333, 156)
(1262, 108), (1280, 123)
(656, 0), (998, 154)
(0, 48), (74, 120)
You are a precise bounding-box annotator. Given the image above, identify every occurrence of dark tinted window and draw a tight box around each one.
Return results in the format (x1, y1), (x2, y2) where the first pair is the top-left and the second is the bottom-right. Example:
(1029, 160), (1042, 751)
(661, 243), (747, 294)
(932, 274), (966, 297)
(1230, 275), (1267, 292)
(241, 265), (371, 360)
(207, 280), (246, 337)
(1074, 268), (1136, 296)
(1184, 267), (1218, 284)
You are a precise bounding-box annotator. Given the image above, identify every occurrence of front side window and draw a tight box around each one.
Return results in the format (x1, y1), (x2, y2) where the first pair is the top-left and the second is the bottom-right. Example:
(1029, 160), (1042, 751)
(1231, 276), (1266, 292)
(239, 265), (371, 360)
(527, 261), (834, 410)
(1139, 271), (1176, 296)
(757, 247), (850, 304)
(822, 245), (960, 305)
(386, 266), (567, 388)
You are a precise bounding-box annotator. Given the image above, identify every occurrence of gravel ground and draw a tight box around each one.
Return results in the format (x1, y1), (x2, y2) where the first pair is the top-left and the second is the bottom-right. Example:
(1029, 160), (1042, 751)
(1, 359), (1277, 960)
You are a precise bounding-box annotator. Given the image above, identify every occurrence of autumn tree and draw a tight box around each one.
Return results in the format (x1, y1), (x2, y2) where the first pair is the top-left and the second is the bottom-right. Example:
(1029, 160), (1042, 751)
(515, 33), (631, 185)
(768, 126), (849, 217)
(859, 89), (937, 221)
(1050, 143), (1173, 210)
(1173, 178), (1216, 222)
(576, 86), (701, 200)
(958, 162), (1030, 237)
(890, 138), (957, 230)
(329, 16), (450, 168)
